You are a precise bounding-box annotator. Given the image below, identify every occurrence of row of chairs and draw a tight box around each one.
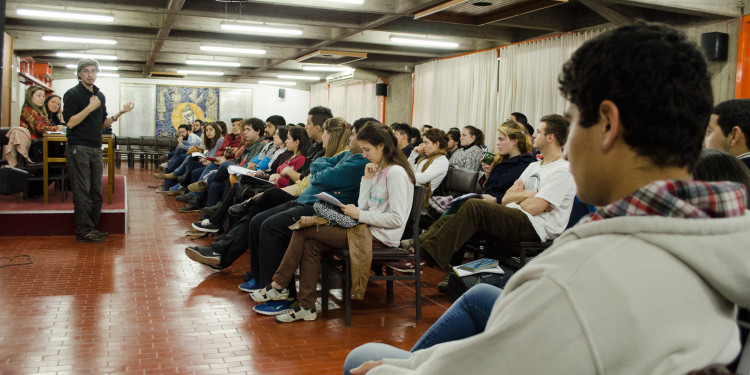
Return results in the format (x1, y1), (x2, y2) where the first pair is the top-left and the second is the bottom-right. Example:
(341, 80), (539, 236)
(0, 128), (68, 202)
(114, 136), (178, 169)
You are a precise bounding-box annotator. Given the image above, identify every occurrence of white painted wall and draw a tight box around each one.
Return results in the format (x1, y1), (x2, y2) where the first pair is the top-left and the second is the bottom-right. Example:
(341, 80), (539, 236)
(49, 77), (310, 136)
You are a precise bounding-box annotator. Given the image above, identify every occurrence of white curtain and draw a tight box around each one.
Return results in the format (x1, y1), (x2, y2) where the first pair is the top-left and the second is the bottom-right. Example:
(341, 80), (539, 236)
(310, 82), (329, 108)
(496, 30), (604, 133)
(413, 49), (498, 136)
(327, 82), (380, 124)
(411, 30), (603, 146)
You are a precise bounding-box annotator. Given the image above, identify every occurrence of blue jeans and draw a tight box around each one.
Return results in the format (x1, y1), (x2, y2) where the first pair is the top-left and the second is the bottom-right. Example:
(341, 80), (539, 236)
(166, 153), (187, 174)
(343, 284), (502, 375)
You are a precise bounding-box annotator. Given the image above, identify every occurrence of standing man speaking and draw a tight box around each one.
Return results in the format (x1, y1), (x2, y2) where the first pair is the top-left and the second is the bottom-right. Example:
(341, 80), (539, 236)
(63, 59), (134, 243)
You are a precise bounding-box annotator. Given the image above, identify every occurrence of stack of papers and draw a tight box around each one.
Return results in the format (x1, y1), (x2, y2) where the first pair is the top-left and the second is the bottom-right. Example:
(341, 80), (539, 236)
(228, 165), (256, 176)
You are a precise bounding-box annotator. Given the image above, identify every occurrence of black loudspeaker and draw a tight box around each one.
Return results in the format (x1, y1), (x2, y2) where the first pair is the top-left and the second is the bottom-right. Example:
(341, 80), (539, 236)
(701, 32), (728, 61)
(278, 88), (285, 98)
(375, 83), (388, 97)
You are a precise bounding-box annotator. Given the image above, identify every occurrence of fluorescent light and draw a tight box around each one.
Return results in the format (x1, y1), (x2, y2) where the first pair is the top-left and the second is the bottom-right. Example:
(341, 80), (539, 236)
(258, 80), (296, 86)
(390, 36), (459, 49)
(97, 73), (120, 77)
(43, 35), (116, 45)
(186, 59), (240, 67)
(17, 8), (113, 22)
(177, 70), (224, 76)
(220, 23), (303, 36)
(323, 0), (365, 4)
(277, 74), (320, 81)
(65, 64), (118, 71)
(200, 45), (266, 55)
(56, 52), (117, 60)
(302, 65), (353, 72)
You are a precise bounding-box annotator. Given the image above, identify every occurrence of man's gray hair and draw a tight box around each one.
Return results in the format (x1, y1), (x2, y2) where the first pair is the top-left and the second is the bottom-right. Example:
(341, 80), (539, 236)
(76, 58), (100, 74)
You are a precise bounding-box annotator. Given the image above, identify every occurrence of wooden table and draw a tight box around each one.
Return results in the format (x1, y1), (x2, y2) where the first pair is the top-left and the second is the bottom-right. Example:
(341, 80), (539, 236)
(43, 134), (115, 205)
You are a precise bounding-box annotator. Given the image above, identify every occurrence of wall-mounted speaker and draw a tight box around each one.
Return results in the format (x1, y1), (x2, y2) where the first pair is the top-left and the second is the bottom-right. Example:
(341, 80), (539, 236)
(278, 88), (286, 98)
(375, 83), (388, 97)
(701, 32), (728, 61)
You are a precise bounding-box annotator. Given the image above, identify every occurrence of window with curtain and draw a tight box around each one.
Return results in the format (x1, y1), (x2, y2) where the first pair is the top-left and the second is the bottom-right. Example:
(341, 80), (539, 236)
(496, 29), (604, 135)
(327, 82), (380, 124)
(310, 82), (329, 108)
(412, 30), (603, 148)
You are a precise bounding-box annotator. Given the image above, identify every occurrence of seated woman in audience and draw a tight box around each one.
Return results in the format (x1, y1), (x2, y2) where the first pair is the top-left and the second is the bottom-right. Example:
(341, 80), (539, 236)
(268, 126), (310, 188)
(20, 86), (64, 140)
(44, 94), (65, 127)
(249, 122), (415, 322)
(449, 125), (484, 171)
(693, 148), (750, 206)
(248, 125), (286, 172)
(408, 128), (450, 204)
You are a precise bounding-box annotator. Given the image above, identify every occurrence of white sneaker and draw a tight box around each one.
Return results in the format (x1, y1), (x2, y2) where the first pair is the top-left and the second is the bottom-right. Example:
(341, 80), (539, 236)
(275, 306), (317, 323)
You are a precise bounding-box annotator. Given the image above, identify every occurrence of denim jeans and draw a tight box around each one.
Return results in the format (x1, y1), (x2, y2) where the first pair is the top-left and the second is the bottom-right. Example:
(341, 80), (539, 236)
(66, 145), (104, 237)
(343, 284), (502, 375)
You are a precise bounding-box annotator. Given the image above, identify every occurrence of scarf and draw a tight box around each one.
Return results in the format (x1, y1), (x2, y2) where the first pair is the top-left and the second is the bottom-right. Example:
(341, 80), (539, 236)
(416, 149), (448, 207)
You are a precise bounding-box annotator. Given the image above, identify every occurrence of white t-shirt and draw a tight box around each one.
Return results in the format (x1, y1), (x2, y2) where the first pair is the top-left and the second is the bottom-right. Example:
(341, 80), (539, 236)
(505, 159), (576, 241)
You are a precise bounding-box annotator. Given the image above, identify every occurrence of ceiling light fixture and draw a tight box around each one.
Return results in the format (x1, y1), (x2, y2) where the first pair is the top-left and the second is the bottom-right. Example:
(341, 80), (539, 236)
(200, 45), (266, 55)
(17, 8), (114, 22)
(220, 23), (303, 36)
(390, 36), (459, 49)
(277, 74), (320, 81)
(43, 35), (116, 45)
(258, 80), (296, 86)
(186, 59), (241, 67)
(65, 64), (118, 71)
(56, 52), (117, 60)
(302, 65), (353, 72)
(177, 70), (225, 76)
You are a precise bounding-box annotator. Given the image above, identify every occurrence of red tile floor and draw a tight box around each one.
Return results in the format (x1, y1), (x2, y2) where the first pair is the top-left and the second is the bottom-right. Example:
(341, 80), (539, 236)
(0, 167), (455, 374)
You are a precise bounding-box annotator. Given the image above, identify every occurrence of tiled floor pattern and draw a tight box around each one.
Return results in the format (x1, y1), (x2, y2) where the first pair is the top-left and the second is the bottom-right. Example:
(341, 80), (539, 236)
(0, 167), (454, 374)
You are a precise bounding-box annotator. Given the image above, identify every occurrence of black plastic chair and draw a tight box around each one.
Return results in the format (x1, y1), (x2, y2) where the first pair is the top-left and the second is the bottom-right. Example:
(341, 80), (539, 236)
(321, 186), (427, 327)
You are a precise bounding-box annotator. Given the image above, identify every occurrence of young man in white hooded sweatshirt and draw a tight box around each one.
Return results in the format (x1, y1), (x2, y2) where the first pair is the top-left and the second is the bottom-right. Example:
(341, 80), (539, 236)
(345, 23), (750, 375)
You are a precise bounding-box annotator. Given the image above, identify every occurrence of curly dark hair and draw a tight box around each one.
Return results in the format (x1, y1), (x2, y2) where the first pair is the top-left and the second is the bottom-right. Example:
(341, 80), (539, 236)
(558, 22), (713, 169)
(423, 128), (449, 150)
(308, 106), (333, 127)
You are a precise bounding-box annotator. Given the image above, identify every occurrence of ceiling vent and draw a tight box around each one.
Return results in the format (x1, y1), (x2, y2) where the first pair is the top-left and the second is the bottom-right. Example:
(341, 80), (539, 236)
(415, 0), (568, 26)
(326, 69), (378, 84)
(296, 50), (367, 65)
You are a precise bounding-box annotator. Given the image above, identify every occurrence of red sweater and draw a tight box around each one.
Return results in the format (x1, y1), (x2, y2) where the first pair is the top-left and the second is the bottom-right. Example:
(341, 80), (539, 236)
(274, 154), (306, 188)
(216, 133), (242, 157)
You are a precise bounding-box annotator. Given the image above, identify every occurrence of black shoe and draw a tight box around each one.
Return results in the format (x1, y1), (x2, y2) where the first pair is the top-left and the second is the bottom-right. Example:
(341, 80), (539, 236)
(192, 219), (220, 233)
(92, 229), (109, 237)
(185, 246), (221, 266)
(179, 204), (202, 213)
(176, 194), (198, 204)
(228, 197), (253, 217)
(77, 231), (106, 243)
(437, 274), (450, 293)
(203, 204), (220, 216)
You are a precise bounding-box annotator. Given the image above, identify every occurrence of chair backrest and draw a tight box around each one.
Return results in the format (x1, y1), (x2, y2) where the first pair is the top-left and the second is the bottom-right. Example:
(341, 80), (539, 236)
(442, 166), (482, 195)
(566, 196), (597, 229)
(408, 186), (428, 232)
(157, 137), (172, 149)
(735, 308), (750, 374)
(141, 136), (157, 149)
(0, 127), (10, 147)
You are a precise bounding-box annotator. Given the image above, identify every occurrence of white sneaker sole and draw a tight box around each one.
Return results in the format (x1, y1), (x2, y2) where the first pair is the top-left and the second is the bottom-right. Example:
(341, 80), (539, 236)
(184, 247), (221, 266)
(191, 222), (219, 233)
(276, 311), (317, 323)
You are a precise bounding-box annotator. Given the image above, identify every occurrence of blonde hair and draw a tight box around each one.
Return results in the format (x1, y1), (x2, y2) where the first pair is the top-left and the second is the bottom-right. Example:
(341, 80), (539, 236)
(322, 117), (351, 157)
(494, 120), (531, 164)
(23, 86), (47, 116)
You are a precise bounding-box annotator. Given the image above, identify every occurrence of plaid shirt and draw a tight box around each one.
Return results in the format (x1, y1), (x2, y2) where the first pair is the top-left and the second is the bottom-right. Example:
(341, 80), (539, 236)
(579, 179), (746, 224)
